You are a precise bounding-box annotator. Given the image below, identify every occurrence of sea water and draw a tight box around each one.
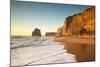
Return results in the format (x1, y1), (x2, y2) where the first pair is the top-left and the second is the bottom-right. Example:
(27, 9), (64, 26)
(11, 36), (76, 66)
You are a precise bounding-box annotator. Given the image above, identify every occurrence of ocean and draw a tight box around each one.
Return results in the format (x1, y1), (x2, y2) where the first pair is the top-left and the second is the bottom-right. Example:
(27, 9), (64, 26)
(11, 36), (76, 66)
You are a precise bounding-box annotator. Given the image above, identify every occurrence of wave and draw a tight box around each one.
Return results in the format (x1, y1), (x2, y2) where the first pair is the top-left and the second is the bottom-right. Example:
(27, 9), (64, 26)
(11, 36), (77, 66)
(11, 36), (58, 49)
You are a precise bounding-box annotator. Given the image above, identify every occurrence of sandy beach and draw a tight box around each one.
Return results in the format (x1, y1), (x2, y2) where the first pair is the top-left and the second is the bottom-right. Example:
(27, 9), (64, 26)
(11, 36), (77, 66)
(54, 35), (95, 62)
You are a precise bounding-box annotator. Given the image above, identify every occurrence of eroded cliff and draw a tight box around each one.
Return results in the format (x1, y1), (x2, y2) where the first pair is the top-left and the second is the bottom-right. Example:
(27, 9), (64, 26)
(57, 7), (95, 37)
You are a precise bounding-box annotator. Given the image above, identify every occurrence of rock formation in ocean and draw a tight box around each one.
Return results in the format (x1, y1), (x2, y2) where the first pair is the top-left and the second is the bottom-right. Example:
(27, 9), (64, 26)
(57, 7), (95, 37)
(45, 32), (56, 36)
(32, 28), (42, 36)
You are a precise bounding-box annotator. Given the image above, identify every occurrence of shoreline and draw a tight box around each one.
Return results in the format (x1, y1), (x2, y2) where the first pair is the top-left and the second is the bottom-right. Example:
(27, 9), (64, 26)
(54, 35), (95, 62)
(11, 36), (77, 66)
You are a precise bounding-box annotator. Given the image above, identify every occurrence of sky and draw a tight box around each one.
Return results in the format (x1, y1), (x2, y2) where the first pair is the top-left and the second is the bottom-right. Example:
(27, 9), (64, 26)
(11, 0), (92, 36)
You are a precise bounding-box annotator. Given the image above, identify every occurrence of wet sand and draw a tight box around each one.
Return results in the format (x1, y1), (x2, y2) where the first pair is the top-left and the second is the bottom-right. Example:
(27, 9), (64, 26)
(54, 36), (95, 62)
(11, 36), (77, 66)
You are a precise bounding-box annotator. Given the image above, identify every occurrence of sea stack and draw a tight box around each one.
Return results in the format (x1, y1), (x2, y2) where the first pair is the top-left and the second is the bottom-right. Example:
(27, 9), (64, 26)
(45, 32), (56, 36)
(32, 28), (42, 36)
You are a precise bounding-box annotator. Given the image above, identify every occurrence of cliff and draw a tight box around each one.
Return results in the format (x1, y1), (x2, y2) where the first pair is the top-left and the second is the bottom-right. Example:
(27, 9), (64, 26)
(57, 7), (95, 37)
(45, 32), (56, 36)
(32, 28), (42, 36)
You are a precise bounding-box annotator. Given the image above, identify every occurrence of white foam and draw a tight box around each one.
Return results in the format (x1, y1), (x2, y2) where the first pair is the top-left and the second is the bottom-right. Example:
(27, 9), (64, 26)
(11, 37), (77, 66)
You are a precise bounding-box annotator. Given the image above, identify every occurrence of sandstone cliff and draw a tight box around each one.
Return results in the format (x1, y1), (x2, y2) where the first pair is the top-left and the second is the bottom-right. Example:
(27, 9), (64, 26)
(32, 28), (42, 36)
(57, 7), (95, 37)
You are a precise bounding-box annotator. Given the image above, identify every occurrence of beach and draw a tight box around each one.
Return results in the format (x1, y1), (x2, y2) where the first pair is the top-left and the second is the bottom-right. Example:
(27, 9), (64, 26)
(11, 36), (77, 66)
(54, 35), (95, 62)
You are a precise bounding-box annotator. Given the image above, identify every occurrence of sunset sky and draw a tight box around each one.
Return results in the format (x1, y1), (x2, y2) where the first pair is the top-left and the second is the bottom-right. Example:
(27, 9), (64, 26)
(11, 0), (92, 36)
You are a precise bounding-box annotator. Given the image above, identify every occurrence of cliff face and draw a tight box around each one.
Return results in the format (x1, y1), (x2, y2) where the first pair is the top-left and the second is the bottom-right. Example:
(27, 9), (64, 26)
(32, 28), (42, 36)
(57, 7), (95, 37)
(45, 32), (56, 36)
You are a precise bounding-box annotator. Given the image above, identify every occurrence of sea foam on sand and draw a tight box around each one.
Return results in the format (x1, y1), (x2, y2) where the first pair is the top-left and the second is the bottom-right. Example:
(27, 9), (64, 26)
(11, 36), (77, 66)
